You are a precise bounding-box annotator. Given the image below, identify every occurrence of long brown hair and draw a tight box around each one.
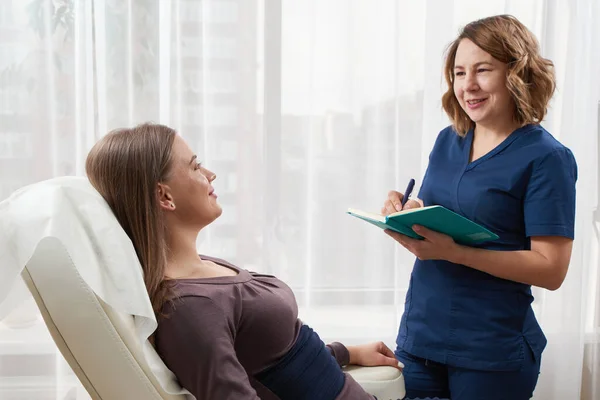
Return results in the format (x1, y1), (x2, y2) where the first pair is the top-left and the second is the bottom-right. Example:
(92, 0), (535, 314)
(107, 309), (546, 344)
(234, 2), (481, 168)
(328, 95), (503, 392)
(441, 15), (556, 136)
(85, 123), (176, 317)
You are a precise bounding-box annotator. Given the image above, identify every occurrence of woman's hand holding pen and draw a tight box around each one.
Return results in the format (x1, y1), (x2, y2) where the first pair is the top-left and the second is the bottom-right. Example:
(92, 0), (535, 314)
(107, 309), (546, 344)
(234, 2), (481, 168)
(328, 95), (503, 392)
(381, 180), (459, 261)
(381, 190), (423, 215)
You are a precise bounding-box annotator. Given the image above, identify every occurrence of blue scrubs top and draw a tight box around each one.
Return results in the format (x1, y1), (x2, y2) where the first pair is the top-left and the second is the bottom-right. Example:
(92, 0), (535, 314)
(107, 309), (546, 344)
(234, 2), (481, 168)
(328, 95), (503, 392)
(396, 124), (577, 372)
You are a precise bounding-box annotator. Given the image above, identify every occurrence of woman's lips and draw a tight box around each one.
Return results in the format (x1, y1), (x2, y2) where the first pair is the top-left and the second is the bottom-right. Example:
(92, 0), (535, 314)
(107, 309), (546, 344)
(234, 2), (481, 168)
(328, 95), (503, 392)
(466, 98), (487, 109)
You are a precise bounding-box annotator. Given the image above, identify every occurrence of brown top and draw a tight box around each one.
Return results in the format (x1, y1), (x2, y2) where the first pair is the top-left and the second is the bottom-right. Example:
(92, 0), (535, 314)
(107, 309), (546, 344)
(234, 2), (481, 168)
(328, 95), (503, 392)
(154, 256), (373, 400)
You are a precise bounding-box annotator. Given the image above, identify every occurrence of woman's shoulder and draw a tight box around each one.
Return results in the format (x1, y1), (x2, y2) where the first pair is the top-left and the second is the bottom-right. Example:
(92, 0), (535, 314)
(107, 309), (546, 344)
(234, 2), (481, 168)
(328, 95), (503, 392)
(437, 125), (461, 140)
(518, 124), (576, 165)
(427, 125), (464, 153)
(433, 125), (470, 146)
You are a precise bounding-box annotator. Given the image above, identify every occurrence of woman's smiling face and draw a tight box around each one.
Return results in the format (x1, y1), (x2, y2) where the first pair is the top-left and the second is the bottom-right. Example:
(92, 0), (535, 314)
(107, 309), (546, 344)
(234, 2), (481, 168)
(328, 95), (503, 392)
(453, 38), (514, 128)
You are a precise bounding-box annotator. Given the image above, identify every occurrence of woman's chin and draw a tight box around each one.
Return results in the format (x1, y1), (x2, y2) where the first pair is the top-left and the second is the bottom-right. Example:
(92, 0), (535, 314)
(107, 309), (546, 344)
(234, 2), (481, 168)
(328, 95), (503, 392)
(465, 110), (485, 122)
(210, 205), (223, 222)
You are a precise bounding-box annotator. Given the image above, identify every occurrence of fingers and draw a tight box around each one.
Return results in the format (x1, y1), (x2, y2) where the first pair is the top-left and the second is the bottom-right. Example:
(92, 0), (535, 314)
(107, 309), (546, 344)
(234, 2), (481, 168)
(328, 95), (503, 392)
(378, 342), (395, 359)
(411, 224), (437, 240)
(382, 355), (401, 368)
(384, 230), (418, 258)
(384, 229), (411, 245)
(381, 200), (395, 215)
(384, 229), (399, 240)
(388, 190), (404, 212)
(375, 352), (401, 369)
(382, 191), (423, 215)
(403, 199), (422, 210)
(375, 342), (403, 369)
(382, 190), (403, 215)
(386, 225), (432, 243)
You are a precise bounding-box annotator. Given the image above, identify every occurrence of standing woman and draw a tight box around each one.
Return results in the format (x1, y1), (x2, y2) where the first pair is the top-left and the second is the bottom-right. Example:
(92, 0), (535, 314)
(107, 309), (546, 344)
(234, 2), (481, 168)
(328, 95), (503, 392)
(381, 15), (577, 400)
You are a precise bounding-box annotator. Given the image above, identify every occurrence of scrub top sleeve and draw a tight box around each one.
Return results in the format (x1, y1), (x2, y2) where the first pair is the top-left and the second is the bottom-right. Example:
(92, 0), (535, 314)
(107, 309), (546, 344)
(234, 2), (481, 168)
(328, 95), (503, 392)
(524, 148), (578, 239)
(417, 127), (448, 200)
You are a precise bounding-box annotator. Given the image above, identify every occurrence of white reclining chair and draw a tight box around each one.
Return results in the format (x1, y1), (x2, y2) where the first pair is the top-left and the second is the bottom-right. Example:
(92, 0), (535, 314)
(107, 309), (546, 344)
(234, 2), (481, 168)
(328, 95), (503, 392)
(21, 236), (406, 400)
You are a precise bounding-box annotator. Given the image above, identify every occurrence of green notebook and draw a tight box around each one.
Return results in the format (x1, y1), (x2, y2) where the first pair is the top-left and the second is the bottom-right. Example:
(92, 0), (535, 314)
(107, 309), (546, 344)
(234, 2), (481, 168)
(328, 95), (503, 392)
(347, 205), (499, 245)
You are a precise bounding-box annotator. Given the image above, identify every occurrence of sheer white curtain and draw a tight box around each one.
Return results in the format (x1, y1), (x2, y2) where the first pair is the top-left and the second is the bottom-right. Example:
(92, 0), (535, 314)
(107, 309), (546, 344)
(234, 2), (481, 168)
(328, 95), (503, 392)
(0, 0), (598, 399)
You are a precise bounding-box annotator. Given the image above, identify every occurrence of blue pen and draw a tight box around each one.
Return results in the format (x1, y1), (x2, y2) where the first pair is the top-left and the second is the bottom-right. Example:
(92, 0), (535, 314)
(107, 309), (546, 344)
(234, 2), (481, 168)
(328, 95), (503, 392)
(400, 178), (415, 208)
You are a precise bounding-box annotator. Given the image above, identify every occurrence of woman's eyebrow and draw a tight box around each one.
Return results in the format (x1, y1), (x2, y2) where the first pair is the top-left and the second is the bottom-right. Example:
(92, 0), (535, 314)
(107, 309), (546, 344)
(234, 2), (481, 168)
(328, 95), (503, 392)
(454, 61), (494, 69)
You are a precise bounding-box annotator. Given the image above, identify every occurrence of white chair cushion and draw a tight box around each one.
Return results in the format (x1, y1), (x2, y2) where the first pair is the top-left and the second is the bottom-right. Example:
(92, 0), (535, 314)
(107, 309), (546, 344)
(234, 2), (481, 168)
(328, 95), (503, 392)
(345, 365), (406, 400)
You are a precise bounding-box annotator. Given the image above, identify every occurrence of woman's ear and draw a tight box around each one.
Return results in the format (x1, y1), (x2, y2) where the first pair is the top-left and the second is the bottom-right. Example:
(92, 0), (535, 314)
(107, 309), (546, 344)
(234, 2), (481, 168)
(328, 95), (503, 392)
(157, 183), (175, 211)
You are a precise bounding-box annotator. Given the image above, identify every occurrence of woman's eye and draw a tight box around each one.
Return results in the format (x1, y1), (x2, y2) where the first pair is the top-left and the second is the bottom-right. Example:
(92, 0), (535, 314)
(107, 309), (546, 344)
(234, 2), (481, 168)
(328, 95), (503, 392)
(454, 71), (465, 77)
(195, 162), (202, 170)
(477, 69), (489, 73)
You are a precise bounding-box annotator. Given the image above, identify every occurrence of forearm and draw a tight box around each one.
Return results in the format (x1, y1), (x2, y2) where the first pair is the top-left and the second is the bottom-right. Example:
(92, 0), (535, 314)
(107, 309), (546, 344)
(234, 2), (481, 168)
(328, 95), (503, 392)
(449, 245), (563, 290)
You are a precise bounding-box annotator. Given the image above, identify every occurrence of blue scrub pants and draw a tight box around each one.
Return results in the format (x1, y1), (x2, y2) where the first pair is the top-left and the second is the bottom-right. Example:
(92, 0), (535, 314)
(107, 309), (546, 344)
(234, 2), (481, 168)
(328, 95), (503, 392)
(396, 347), (540, 400)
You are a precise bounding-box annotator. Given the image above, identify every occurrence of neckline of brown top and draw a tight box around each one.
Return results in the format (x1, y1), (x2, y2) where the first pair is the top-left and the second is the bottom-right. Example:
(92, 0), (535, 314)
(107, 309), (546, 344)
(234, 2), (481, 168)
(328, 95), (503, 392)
(172, 255), (253, 285)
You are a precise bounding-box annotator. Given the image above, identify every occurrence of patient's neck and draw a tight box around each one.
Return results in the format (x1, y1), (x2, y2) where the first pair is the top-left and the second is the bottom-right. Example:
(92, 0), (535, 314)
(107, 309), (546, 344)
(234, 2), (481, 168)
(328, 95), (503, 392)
(164, 226), (203, 279)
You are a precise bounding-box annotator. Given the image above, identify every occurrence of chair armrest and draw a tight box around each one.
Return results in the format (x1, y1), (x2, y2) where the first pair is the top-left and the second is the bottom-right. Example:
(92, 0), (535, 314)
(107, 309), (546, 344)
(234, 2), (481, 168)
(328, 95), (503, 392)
(343, 365), (406, 400)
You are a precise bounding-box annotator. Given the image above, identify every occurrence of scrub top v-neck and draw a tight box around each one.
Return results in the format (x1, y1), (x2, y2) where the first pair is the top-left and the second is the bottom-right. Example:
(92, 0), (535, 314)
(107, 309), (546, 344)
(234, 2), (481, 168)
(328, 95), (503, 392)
(395, 124), (577, 371)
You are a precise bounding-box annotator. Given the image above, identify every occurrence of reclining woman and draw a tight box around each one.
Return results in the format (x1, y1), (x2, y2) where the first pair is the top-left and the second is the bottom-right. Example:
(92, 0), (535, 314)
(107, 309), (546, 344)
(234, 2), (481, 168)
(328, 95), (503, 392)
(85, 123), (401, 400)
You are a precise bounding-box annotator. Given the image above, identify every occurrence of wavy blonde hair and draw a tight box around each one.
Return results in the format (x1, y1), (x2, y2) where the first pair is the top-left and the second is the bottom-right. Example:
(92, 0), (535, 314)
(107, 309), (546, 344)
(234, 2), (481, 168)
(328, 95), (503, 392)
(441, 14), (556, 136)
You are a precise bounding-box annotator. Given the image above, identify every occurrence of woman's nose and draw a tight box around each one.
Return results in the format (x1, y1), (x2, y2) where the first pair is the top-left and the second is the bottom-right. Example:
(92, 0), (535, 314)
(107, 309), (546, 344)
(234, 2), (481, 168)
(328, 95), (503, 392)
(463, 73), (479, 92)
(202, 167), (216, 182)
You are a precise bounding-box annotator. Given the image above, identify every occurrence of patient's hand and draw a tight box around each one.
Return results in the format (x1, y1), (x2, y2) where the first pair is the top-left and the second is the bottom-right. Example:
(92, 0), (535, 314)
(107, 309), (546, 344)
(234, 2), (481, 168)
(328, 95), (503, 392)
(347, 342), (404, 370)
